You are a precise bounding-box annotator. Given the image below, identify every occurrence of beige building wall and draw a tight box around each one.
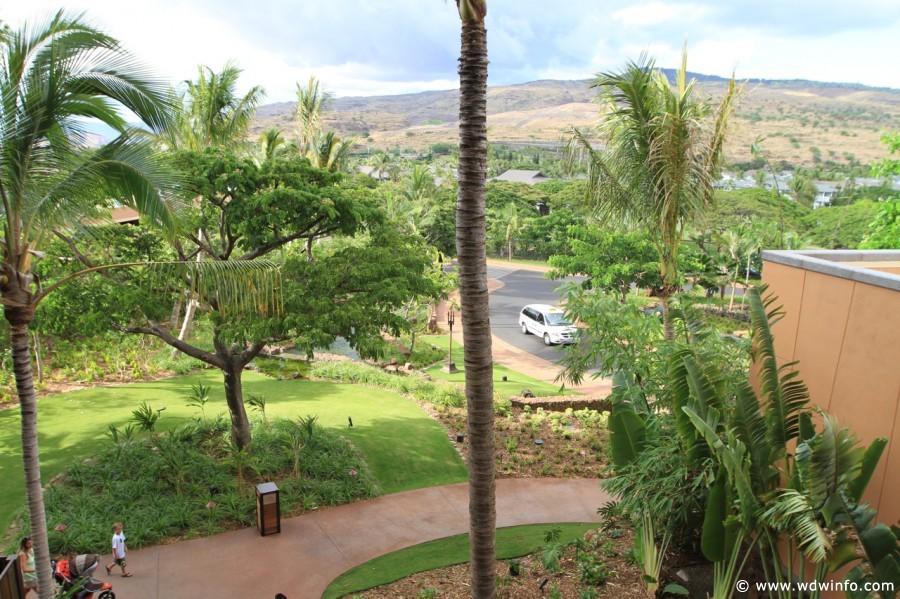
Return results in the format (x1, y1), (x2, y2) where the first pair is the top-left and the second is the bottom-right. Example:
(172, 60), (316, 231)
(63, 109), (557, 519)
(760, 251), (900, 526)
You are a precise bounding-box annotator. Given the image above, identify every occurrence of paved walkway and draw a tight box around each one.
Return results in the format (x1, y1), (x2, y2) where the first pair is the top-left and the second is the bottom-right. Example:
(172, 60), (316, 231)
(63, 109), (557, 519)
(120, 479), (611, 598)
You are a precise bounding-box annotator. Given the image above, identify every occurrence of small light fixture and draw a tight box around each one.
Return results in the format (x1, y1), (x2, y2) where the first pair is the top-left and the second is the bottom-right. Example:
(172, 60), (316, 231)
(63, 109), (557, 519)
(501, 375), (508, 382)
(456, 433), (465, 443)
(534, 439), (543, 446)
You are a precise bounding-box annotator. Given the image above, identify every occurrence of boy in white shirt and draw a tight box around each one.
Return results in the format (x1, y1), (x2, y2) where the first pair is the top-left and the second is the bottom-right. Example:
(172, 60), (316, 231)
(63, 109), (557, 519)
(106, 522), (132, 577)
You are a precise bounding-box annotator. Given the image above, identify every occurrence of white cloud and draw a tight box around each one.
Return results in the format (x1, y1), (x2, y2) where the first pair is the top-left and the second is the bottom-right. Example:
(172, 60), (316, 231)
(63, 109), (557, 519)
(612, 2), (710, 26)
(2, 0), (898, 98)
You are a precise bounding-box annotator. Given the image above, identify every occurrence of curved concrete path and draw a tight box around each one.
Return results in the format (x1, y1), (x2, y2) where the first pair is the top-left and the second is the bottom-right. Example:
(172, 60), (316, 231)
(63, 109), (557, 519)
(119, 478), (611, 598)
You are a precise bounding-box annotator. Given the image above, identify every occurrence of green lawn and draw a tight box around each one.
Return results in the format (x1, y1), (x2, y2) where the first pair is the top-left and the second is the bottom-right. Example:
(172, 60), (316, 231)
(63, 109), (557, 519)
(426, 362), (577, 397)
(323, 522), (597, 598)
(0, 370), (467, 534)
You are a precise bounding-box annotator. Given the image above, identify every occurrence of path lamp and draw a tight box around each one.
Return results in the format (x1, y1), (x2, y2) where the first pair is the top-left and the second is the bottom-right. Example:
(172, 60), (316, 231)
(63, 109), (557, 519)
(444, 310), (458, 373)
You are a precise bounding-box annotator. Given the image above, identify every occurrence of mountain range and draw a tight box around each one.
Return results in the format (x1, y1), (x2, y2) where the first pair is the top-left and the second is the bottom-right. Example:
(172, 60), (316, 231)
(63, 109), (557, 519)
(251, 72), (900, 167)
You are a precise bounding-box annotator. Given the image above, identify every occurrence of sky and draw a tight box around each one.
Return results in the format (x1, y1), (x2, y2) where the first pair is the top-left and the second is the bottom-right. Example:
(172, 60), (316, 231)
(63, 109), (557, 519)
(3, 0), (900, 103)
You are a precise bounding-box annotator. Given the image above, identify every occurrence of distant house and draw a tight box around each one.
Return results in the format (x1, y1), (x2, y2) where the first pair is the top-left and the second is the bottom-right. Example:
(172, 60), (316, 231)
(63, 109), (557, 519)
(493, 169), (551, 185)
(357, 165), (390, 181)
(813, 181), (842, 209)
(111, 205), (140, 225)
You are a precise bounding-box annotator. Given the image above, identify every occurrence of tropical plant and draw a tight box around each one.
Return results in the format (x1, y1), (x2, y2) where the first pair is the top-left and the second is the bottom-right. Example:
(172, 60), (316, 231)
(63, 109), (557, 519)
(246, 392), (267, 424)
(186, 381), (212, 420)
(0, 13), (180, 596)
(161, 60), (265, 152)
(295, 76), (331, 153)
(566, 49), (738, 338)
(131, 401), (161, 432)
(452, 0), (495, 596)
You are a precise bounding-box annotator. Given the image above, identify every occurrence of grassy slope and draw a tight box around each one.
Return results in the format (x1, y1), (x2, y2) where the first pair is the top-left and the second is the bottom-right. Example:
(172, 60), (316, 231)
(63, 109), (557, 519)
(426, 362), (577, 397)
(323, 522), (597, 599)
(0, 370), (467, 534)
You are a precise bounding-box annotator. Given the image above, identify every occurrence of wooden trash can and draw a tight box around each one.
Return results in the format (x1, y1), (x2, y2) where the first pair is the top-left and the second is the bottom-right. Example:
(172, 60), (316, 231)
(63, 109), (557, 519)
(256, 482), (281, 536)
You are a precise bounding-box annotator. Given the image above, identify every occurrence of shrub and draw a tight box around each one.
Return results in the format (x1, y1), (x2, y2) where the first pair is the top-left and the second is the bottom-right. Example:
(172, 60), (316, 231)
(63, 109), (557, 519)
(34, 417), (377, 555)
(309, 360), (464, 407)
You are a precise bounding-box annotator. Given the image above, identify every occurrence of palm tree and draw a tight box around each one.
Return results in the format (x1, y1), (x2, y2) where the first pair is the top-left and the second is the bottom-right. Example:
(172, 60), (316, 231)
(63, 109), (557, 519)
(452, 1), (495, 597)
(788, 173), (816, 208)
(567, 50), (738, 338)
(495, 202), (521, 261)
(0, 13), (178, 598)
(254, 127), (293, 166)
(295, 75), (331, 153)
(162, 60), (265, 151)
(306, 130), (352, 172)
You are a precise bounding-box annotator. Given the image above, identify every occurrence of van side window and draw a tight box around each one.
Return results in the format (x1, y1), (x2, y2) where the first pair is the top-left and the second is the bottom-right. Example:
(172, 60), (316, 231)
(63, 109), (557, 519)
(537, 314), (545, 324)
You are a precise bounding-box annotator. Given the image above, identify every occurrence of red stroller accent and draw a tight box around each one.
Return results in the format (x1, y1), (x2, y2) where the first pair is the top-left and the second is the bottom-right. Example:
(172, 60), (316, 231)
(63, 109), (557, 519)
(53, 554), (115, 599)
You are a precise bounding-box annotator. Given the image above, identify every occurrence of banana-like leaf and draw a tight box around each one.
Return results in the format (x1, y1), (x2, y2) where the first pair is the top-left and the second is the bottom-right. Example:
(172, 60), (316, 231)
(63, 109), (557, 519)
(861, 524), (899, 566)
(746, 287), (810, 453)
(702, 469), (727, 562)
(795, 414), (864, 510)
(847, 437), (888, 504)
(609, 408), (647, 467)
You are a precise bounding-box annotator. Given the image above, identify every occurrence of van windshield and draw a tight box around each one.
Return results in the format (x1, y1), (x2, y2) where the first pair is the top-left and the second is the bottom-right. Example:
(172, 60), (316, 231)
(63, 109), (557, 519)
(545, 312), (571, 326)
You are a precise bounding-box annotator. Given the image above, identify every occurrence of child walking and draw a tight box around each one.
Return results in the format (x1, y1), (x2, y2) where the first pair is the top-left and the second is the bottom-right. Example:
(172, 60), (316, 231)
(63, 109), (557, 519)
(106, 522), (132, 577)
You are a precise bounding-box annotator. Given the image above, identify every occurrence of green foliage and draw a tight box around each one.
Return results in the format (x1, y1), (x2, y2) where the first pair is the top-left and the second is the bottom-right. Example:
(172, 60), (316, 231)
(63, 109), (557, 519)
(309, 360), (465, 407)
(549, 228), (661, 301)
(31, 417), (377, 555)
(246, 392), (267, 423)
(186, 381), (212, 419)
(131, 402), (161, 432)
(801, 200), (880, 249)
(859, 199), (900, 249)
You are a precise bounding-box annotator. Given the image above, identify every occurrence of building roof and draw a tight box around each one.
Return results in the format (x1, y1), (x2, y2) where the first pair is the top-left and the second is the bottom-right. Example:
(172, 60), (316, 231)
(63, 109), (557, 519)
(494, 169), (551, 185)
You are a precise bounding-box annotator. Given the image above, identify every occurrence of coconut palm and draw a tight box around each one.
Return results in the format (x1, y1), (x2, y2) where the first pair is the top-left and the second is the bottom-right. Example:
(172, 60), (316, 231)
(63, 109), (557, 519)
(495, 201), (521, 261)
(295, 75), (331, 153)
(306, 130), (352, 173)
(0, 12), (178, 598)
(452, 1), (495, 597)
(162, 60), (265, 151)
(567, 50), (738, 338)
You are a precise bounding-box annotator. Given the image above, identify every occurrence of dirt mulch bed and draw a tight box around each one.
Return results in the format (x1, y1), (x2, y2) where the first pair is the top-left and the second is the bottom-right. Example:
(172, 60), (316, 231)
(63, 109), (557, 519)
(429, 405), (610, 479)
(349, 528), (645, 599)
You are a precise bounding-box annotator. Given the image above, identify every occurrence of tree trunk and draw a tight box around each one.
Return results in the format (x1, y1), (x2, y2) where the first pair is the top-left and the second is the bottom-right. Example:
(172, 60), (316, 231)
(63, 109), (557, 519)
(7, 319), (54, 599)
(170, 295), (197, 360)
(169, 293), (183, 330)
(457, 16), (496, 599)
(222, 361), (252, 450)
(659, 285), (676, 340)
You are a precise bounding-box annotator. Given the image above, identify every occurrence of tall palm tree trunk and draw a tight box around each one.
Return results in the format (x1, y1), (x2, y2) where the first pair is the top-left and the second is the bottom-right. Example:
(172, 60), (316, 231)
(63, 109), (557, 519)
(456, 14), (496, 599)
(6, 309), (54, 598)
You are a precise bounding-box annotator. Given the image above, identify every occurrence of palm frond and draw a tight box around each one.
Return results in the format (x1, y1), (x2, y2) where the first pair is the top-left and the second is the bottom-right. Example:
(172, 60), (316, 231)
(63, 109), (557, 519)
(795, 414), (864, 509)
(762, 488), (831, 563)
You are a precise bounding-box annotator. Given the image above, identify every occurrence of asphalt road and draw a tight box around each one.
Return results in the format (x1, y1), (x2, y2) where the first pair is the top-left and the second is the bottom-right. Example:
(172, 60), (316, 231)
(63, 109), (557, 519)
(486, 264), (584, 363)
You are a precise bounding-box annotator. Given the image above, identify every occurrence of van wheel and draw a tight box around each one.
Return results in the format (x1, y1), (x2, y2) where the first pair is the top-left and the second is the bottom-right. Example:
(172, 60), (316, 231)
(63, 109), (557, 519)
(543, 334), (552, 346)
(521, 323), (529, 334)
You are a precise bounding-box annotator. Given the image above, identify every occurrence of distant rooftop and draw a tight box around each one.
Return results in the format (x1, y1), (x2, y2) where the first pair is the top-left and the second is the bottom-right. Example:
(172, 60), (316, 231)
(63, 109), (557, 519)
(494, 169), (551, 185)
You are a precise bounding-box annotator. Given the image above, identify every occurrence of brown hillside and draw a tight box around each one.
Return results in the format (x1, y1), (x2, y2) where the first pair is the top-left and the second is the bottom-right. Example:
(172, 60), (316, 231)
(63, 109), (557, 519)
(251, 77), (900, 166)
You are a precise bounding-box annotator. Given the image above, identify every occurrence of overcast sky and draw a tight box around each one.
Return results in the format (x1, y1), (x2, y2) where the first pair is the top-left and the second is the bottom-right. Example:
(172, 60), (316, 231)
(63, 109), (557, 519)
(4, 1), (900, 102)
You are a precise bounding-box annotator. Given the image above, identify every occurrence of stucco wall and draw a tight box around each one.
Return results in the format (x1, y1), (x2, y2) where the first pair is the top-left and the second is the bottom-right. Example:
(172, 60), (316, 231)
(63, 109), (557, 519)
(760, 254), (900, 526)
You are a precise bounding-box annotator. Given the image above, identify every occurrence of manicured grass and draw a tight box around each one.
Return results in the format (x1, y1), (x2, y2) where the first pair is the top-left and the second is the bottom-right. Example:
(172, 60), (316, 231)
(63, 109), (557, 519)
(488, 257), (552, 269)
(426, 362), (578, 397)
(323, 522), (597, 599)
(0, 370), (467, 536)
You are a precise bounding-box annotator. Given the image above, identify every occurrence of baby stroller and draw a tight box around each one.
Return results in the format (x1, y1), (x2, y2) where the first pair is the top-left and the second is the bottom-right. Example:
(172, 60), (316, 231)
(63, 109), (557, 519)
(53, 554), (115, 599)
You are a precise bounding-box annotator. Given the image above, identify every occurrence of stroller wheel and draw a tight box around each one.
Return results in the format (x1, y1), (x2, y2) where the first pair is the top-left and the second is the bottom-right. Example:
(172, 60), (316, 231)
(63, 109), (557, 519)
(98, 592), (116, 599)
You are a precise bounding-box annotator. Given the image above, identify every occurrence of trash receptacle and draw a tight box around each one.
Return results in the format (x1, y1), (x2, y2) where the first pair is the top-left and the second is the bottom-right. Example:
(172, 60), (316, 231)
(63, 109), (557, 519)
(256, 482), (280, 536)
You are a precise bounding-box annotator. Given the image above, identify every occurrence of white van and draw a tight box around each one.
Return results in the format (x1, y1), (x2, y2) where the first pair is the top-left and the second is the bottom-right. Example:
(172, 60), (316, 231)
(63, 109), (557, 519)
(518, 304), (578, 345)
